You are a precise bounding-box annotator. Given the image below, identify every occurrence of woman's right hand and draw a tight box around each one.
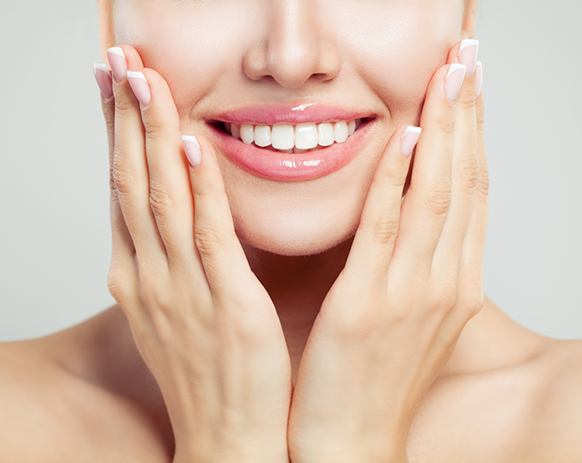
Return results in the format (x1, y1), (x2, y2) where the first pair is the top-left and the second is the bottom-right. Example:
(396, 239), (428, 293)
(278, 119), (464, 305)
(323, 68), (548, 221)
(93, 44), (292, 463)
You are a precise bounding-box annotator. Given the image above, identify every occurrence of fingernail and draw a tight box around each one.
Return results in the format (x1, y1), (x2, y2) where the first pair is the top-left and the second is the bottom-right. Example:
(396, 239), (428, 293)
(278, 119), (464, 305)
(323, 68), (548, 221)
(181, 135), (201, 167)
(127, 71), (151, 107)
(106, 46), (127, 82)
(445, 63), (467, 103)
(400, 126), (422, 157)
(458, 38), (479, 76)
(475, 61), (483, 96)
(93, 63), (113, 101)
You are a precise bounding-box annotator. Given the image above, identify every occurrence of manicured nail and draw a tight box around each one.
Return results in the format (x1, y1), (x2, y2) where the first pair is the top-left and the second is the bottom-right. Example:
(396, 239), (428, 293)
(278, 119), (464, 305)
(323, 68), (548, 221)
(458, 38), (479, 76)
(181, 135), (201, 167)
(475, 61), (483, 96)
(106, 46), (127, 82)
(400, 126), (422, 156)
(127, 71), (151, 107)
(93, 63), (113, 101)
(445, 63), (467, 103)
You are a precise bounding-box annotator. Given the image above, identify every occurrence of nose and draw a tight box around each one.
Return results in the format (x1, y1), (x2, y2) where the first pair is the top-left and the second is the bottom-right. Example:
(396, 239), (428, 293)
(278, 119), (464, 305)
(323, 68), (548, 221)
(242, 0), (341, 89)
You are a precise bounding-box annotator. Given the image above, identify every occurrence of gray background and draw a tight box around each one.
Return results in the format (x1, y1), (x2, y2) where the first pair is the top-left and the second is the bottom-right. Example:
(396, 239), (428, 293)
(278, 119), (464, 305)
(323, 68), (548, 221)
(0, 1), (580, 341)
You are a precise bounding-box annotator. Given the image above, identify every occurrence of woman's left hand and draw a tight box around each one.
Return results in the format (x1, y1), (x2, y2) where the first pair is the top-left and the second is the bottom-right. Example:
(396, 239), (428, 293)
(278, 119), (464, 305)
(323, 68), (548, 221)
(287, 40), (487, 463)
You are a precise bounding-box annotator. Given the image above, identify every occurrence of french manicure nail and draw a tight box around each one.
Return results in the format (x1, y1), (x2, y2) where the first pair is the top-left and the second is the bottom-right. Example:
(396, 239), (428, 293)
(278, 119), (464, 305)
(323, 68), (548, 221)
(458, 38), (479, 76)
(401, 126), (422, 156)
(182, 135), (202, 167)
(93, 63), (113, 100)
(475, 61), (483, 96)
(106, 46), (127, 82)
(127, 71), (151, 107)
(445, 63), (467, 103)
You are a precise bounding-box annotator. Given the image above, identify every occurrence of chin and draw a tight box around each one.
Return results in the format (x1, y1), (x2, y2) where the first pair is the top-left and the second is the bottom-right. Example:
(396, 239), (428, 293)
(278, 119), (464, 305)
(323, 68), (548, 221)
(233, 209), (358, 257)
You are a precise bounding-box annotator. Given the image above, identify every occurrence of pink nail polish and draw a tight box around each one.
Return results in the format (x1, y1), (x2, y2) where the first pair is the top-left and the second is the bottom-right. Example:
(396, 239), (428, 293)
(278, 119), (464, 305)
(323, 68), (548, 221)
(458, 39), (479, 76)
(475, 61), (483, 96)
(445, 63), (467, 103)
(93, 63), (113, 101)
(126, 71), (151, 107)
(182, 135), (201, 167)
(106, 46), (127, 82)
(400, 126), (422, 156)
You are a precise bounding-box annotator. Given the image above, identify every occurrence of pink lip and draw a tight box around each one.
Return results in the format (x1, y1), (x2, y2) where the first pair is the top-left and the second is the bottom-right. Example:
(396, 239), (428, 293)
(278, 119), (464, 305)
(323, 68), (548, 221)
(209, 102), (375, 125)
(206, 116), (377, 182)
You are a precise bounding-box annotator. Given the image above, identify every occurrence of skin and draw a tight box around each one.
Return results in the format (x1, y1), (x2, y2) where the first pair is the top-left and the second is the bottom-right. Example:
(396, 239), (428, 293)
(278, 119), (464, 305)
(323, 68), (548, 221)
(1, 0), (582, 461)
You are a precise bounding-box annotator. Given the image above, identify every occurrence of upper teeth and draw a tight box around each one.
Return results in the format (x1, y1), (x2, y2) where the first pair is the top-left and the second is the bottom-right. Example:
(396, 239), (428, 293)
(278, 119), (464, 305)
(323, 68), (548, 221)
(225, 119), (362, 153)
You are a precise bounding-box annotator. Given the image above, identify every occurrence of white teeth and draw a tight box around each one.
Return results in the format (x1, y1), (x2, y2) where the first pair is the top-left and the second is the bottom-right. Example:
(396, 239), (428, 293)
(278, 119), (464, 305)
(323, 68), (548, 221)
(240, 124), (254, 144)
(226, 119), (363, 152)
(271, 124), (295, 150)
(295, 123), (318, 150)
(254, 124), (271, 147)
(333, 121), (348, 143)
(318, 123), (335, 147)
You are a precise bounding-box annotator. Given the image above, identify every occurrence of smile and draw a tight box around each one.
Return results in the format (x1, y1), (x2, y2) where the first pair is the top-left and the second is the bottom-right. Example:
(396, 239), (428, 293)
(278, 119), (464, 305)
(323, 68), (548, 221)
(205, 103), (377, 182)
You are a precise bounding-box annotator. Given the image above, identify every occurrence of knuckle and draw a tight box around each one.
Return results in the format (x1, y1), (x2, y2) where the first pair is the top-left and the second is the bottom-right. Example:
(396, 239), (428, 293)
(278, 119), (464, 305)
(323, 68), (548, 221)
(111, 158), (133, 196)
(332, 312), (375, 340)
(148, 179), (174, 220)
(477, 167), (490, 198)
(194, 225), (223, 258)
(137, 276), (171, 313)
(465, 299), (484, 319)
(232, 307), (277, 346)
(371, 217), (400, 245)
(143, 114), (166, 138)
(458, 155), (480, 194)
(374, 169), (407, 190)
(113, 92), (135, 115)
(107, 268), (132, 304)
(435, 112), (455, 135)
(430, 285), (458, 315)
(456, 93), (477, 110)
(425, 181), (452, 217)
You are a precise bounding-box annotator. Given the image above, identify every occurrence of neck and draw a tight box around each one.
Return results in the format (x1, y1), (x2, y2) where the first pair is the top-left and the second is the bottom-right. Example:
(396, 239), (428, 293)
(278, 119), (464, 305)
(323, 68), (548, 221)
(66, 235), (547, 398)
(240, 236), (547, 377)
(242, 236), (355, 371)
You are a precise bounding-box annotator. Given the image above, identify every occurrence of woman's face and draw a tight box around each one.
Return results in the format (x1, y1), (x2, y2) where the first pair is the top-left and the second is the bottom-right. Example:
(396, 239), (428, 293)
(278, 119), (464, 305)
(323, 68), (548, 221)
(107, 0), (468, 257)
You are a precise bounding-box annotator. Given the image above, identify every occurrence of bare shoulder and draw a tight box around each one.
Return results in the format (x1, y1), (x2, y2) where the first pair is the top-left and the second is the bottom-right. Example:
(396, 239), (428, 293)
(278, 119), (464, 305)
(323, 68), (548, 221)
(0, 318), (172, 463)
(519, 338), (582, 462)
(0, 339), (76, 461)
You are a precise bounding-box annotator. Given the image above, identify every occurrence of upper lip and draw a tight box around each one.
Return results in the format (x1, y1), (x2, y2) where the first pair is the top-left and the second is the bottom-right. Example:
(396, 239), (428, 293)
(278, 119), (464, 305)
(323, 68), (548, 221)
(207, 102), (377, 126)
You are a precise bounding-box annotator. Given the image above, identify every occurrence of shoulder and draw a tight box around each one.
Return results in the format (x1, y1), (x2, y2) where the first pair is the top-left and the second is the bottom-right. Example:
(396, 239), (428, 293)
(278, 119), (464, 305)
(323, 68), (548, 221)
(0, 340), (76, 461)
(0, 318), (171, 463)
(518, 338), (582, 461)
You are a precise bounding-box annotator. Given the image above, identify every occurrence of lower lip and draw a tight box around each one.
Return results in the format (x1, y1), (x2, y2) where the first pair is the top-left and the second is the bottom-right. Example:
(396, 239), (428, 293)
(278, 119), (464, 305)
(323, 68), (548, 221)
(206, 118), (376, 182)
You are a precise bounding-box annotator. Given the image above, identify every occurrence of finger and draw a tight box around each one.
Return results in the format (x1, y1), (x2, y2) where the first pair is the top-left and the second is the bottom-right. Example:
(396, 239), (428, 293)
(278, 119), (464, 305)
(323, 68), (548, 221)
(126, 67), (205, 278)
(391, 61), (467, 279)
(343, 125), (420, 279)
(425, 63), (487, 377)
(182, 134), (254, 294)
(431, 39), (480, 279)
(93, 63), (137, 285)
(457, 62), (488, 312)
(107, 45), (168, 270)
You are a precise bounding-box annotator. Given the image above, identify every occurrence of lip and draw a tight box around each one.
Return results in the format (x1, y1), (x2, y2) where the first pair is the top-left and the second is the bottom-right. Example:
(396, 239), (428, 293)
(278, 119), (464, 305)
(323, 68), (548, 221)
(206, 115), (377, 182)
(209, 102), (375, 125)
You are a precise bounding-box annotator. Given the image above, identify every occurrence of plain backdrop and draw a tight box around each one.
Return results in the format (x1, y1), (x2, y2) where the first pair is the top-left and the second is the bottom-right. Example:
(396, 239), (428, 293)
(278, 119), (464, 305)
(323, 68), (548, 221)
(0, 1), (580, 341)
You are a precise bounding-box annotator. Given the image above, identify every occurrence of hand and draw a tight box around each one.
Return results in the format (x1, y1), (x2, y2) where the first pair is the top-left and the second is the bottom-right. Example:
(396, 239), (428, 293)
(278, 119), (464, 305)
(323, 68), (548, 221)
(94, 44), (292, 463)
(287, 39), (487, 463)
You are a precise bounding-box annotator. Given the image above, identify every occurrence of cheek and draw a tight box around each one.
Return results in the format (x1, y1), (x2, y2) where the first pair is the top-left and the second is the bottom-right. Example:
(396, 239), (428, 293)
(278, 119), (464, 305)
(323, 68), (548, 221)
(324, 1), (464, 117)
(114, 1), (255, 114)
